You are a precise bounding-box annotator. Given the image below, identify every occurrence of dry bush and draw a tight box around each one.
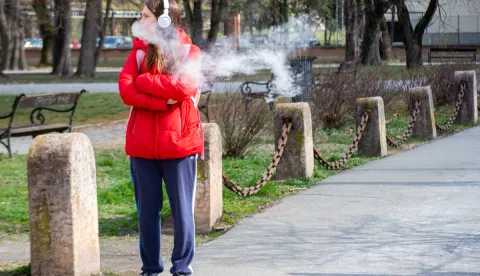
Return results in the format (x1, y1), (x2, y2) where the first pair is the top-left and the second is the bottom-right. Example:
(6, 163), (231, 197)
(211, 91), (271, 158)
(310, 66), (405, 130)
(397, 63), (476, 106)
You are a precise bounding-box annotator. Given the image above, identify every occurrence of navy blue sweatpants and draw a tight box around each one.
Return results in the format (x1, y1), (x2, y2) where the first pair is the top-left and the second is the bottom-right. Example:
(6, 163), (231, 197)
(130, 155), (197, 275)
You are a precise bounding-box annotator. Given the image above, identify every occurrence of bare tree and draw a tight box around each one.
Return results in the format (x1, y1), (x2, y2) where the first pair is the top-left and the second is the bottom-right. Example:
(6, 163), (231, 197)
(380, 16), (396, 61)
(32, 0), (53, 67)
(183, 0), (204, 47)
(344, 0), (361, 62)
(393, 0), (438, 68)
(94, 0), (113, 68)
(361, 0), (392, 65)
(75, 0), (102, 77)
(51, 0), (72, 76)
(0, 0), (27, 71)
(205, 0), (227, 49)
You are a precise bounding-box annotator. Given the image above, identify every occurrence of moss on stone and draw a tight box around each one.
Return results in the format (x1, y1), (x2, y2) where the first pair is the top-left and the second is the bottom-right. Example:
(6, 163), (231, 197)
(32, 196), (51, 254)
(28, 135), (47, 159)
(197, 161), (208, 182)
(295, 132), (305, 148)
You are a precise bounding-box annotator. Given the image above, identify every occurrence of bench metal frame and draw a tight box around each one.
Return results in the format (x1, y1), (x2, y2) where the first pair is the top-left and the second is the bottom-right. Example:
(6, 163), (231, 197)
(0, 90), (85, 158)
(198, 89), (212, 122)
(240, 74), (276, 110)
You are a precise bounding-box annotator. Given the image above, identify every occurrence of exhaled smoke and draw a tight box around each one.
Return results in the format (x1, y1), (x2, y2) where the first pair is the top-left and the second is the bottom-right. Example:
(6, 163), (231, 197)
(131, 15), (320, 97)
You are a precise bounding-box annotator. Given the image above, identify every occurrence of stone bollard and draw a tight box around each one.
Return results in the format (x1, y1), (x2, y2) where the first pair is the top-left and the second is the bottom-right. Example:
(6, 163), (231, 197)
(274, 103), (314, 180)
(195, 123), (223, 233)
(28, 133), (100, 276)
(455, 70), (478, 125)
(410, 86), (437, 139)
(356, 97), (387, 157)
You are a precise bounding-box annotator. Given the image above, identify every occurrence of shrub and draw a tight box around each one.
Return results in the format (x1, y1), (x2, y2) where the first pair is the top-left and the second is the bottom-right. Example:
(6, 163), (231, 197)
(310, 66), (405, 130)
(211, 91), (271, 158)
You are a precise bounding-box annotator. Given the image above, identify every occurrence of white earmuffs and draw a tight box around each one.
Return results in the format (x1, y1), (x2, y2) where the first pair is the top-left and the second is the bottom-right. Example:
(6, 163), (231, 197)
(157, 0), (171, 28)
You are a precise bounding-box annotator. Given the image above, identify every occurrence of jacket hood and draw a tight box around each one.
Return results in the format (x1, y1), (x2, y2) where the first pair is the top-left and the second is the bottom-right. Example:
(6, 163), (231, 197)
(133, 28), (192, 50)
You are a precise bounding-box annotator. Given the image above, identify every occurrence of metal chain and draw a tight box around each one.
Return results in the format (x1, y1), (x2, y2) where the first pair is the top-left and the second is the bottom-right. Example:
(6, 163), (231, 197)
(313, 112), (370, 170)
(386, 101), (421, 148)
(222, 119), (293, 197)
(436, 80), (467, 132)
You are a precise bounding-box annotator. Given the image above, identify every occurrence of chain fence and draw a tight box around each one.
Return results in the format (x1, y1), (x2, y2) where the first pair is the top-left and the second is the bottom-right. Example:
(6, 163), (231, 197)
(436, 80), (467, 132)
(313, 111), (369, 170)
(222, 119), (293, 197)
(222, 81), (469, 196)
(386, 101), (421, 148)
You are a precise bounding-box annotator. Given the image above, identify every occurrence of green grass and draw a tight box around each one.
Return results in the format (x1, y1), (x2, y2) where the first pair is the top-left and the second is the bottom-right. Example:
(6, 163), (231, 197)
(0, 264), (30, 276)
(0, 93), (131, 128)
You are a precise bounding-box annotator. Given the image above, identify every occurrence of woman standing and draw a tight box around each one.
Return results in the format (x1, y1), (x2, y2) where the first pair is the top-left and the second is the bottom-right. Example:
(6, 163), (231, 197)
(118, 0), (202, 275)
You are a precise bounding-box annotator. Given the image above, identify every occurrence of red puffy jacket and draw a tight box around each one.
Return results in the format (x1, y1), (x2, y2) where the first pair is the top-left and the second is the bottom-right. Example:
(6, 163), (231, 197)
(118, 28), (203, 159)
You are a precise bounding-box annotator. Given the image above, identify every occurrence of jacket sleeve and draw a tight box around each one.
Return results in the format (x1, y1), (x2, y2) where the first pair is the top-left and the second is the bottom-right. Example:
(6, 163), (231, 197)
(118, 50), (169, 111)
(135, 45), (201, 102)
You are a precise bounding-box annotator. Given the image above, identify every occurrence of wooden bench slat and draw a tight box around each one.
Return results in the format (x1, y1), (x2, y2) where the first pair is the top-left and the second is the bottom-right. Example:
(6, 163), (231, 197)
(1, 123), (70, 137)
(17, 92), (82, 109)
(11, 123), (70, 132)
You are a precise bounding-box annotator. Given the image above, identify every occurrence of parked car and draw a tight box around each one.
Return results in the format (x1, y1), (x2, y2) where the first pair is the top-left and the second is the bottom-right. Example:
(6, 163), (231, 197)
(70, 40), (81, 49)
(24, 38), (43, 49)
(101, 36), (133, 49)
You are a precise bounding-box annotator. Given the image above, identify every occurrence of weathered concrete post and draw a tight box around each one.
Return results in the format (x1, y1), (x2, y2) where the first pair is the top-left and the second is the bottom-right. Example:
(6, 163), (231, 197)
(410, 86), (437, 139)
(455, 70), (477, 125)
(195, 123), (223, 233)
(356, 97), (387, 157)
(274, 103), (314, 180)
(28, 133), (100, 276)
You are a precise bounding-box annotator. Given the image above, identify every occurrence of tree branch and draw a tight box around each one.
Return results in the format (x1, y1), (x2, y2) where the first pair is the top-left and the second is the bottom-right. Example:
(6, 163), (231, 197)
(414, 0), (438, 35)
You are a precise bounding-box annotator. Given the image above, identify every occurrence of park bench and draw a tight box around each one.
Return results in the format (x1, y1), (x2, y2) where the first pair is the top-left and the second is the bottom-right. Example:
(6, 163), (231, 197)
(428, 47), (477, 65)
(198, 88), (213, 122)
(197, 78), (216, 122)
(0, 90), (86, 158)
(240, 74), (276, 110)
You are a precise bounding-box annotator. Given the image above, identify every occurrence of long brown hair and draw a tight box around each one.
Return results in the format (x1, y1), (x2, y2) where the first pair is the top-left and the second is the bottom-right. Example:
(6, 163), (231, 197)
(144, 0), (182, 72)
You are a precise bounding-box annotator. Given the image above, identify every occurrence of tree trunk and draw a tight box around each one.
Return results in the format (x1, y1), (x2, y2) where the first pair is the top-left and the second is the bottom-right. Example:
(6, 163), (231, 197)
(395, 0), (437, 69)
(361, 0), (381, 65)
(390, 4), (395, 43)
(324, 19), (328, 43)
(32, 0), (53, 67)
(361, 0), (393, 65)
(206, 0), (227, 49)
(0, 0), (27, 71)
(344, 0), (359, 62)
(75, 0), (102, 77)
(94, 0), (112, 68)
(361, 16), (382, 65)
(380, 16), (396, 61)
(51, 0), (72, 76)
(183, 0), (204, 47)
(0, 1), (12, 71)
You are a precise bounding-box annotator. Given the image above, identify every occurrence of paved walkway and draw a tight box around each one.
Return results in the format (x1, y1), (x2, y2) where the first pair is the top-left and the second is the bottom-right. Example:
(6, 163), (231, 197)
(192, 127), (480, 275)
